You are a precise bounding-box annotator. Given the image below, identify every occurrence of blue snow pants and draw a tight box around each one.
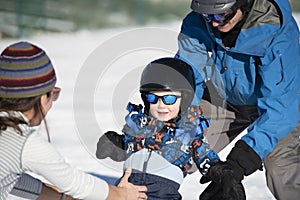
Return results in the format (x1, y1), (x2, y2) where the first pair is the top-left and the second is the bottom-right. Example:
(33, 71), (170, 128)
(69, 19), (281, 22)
(128, 172), (182, 200)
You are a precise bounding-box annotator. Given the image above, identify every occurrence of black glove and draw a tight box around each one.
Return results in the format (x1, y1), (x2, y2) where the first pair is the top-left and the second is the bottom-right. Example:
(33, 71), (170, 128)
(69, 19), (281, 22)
(96, 131), (126, 162)
(199, 140), (263, 200)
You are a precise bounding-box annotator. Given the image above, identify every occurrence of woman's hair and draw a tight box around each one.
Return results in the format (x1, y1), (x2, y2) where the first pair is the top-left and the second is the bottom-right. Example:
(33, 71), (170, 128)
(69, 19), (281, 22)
(0, 92), (51, 141)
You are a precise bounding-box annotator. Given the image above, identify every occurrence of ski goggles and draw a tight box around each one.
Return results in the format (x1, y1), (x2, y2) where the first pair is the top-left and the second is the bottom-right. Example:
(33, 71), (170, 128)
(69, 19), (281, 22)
(145, 93), (181, 105)
(202, 8), (237, 25)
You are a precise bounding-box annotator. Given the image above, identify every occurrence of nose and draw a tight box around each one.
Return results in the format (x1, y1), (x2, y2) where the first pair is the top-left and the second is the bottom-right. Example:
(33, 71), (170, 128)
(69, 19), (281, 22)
(212, 21), (220, 27)
(157, 98), (165, 107)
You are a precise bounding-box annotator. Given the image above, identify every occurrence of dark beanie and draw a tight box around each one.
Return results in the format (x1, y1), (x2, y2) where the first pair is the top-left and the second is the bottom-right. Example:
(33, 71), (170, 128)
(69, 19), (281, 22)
(0, 41), (57, 98)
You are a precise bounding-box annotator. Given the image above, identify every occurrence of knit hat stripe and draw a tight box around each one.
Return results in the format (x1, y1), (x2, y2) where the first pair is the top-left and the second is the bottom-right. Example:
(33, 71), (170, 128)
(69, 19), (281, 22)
(0, 78), (56, 98)
(1, 42), (43, 57)
(0, 53), (50, 70)
(0, 41), (57, 98)
(0, 77), (56, 93)
(0, 61), (53, 81)
(0, 68), (56, 87)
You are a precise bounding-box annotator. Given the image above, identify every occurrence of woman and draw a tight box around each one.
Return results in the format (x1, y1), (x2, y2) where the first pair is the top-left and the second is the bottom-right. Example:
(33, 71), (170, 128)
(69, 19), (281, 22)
(0, 41), (147, 200)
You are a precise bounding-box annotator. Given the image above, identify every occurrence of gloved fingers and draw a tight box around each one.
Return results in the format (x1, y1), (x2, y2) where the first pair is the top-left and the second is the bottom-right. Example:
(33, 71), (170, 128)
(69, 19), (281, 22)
(222, 177), (246, 200)
(199, 176), (211, 184)
(200, 180), (245, 200)
(199, 182), (222, 200)
(221, 171), (234, 194)
(111, 148), (127, 162)
(232, 182), (246, 200)
(105, 131), (125, 149)
(223, 182), (245, 200)
(96, 135), (113, 159)
(96, 132), (126, 161)
(105, 131), (119, 141)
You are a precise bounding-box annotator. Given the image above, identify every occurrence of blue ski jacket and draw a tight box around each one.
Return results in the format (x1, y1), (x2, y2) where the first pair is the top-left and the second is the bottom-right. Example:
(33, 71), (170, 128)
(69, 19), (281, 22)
(176, 0), (300, 159)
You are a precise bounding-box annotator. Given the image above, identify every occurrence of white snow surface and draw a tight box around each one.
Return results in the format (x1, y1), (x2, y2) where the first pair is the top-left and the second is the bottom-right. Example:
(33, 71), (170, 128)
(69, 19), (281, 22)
(2, 16), (298, 199)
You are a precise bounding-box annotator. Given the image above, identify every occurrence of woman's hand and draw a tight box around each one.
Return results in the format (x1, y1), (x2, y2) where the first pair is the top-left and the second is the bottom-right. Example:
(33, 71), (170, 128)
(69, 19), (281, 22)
(106, 168), (147, 200)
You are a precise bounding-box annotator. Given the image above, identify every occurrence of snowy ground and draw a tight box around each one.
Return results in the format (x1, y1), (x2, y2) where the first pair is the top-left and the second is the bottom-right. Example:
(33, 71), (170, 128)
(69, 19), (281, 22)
(2, 15), (298, 199)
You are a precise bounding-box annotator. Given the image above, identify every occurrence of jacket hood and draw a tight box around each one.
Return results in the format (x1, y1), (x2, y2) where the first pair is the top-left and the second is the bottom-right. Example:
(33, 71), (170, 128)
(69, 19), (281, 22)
(233, 0), (296, 56)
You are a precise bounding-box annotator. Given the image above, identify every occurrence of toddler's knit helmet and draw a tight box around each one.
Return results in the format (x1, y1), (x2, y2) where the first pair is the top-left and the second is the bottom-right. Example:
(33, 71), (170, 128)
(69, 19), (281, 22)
(140, 57), (195, 115)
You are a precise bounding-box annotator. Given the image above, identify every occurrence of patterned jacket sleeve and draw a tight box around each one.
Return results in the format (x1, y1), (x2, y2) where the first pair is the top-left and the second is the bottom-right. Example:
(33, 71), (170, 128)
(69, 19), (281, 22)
(190, 116), (220, 176)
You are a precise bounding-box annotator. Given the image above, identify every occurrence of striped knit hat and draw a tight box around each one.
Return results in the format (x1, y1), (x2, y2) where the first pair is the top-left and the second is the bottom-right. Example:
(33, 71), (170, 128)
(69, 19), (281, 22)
(0, 41), (56, 98)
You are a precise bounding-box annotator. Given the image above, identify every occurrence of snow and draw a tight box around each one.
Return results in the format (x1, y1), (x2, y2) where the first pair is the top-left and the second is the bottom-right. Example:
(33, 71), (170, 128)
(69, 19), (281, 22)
(2, 15), (298, 199)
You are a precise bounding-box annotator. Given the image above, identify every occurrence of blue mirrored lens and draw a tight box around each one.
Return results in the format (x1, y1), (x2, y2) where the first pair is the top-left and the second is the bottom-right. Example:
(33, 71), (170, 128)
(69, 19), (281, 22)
(146, 93), (158, 103)
(162, 95), (177, 105)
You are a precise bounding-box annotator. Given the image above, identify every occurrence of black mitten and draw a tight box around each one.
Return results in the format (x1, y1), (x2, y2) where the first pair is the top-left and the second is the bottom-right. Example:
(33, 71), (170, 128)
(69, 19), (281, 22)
(199, 161), (246, 200)
(199, 140), (262, 200)
(96, 131), (126, 162)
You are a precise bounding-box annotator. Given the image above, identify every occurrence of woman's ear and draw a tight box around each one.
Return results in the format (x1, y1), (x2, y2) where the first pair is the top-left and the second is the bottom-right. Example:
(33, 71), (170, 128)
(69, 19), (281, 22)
(40, 94), (52, 115)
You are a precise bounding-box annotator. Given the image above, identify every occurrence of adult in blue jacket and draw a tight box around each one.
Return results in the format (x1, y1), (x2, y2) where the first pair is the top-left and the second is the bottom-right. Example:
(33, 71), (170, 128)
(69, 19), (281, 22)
(176, 0), (300, 199)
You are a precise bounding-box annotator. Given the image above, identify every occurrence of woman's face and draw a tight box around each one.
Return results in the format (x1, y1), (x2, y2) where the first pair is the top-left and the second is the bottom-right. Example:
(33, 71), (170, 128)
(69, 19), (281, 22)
(30, 87), (60, 126)
(41, 87), (61, 115)
(148, 91), (181, 122)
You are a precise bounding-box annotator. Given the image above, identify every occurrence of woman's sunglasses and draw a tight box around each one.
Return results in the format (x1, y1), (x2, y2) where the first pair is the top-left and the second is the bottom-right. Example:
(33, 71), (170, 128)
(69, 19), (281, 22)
(51, 87), (61, 102)
(145, 93), (181, 105)
(202, 8), (237, 25)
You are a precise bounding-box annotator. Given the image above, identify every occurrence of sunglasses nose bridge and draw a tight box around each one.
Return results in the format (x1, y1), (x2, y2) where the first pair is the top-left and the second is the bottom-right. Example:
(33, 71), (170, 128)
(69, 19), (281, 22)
(157, 97), (165, 105)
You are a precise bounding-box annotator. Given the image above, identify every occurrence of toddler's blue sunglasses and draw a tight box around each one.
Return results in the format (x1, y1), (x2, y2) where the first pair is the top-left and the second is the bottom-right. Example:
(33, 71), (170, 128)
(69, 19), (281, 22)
(145, 93), (181, 105)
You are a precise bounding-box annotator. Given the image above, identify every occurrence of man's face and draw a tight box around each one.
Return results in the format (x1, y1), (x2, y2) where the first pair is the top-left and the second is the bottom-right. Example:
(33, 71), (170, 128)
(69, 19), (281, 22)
(211, 9), (243, 32)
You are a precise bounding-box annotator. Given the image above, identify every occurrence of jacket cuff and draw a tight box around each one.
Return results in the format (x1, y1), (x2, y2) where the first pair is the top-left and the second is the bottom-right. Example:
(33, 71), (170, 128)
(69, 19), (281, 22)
(227, 140), (262, 176)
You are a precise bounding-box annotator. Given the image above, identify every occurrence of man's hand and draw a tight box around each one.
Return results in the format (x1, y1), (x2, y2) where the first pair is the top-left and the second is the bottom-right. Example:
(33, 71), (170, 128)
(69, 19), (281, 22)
(96, 131), (126, 161)
(106, 168), (147, 200)
(199, 161), (246, 200)
(199, 140), (262, 200)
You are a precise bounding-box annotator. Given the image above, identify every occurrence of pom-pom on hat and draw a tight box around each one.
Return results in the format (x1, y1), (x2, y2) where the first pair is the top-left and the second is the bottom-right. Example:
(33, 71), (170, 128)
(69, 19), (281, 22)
(0, 41), (56, 98)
